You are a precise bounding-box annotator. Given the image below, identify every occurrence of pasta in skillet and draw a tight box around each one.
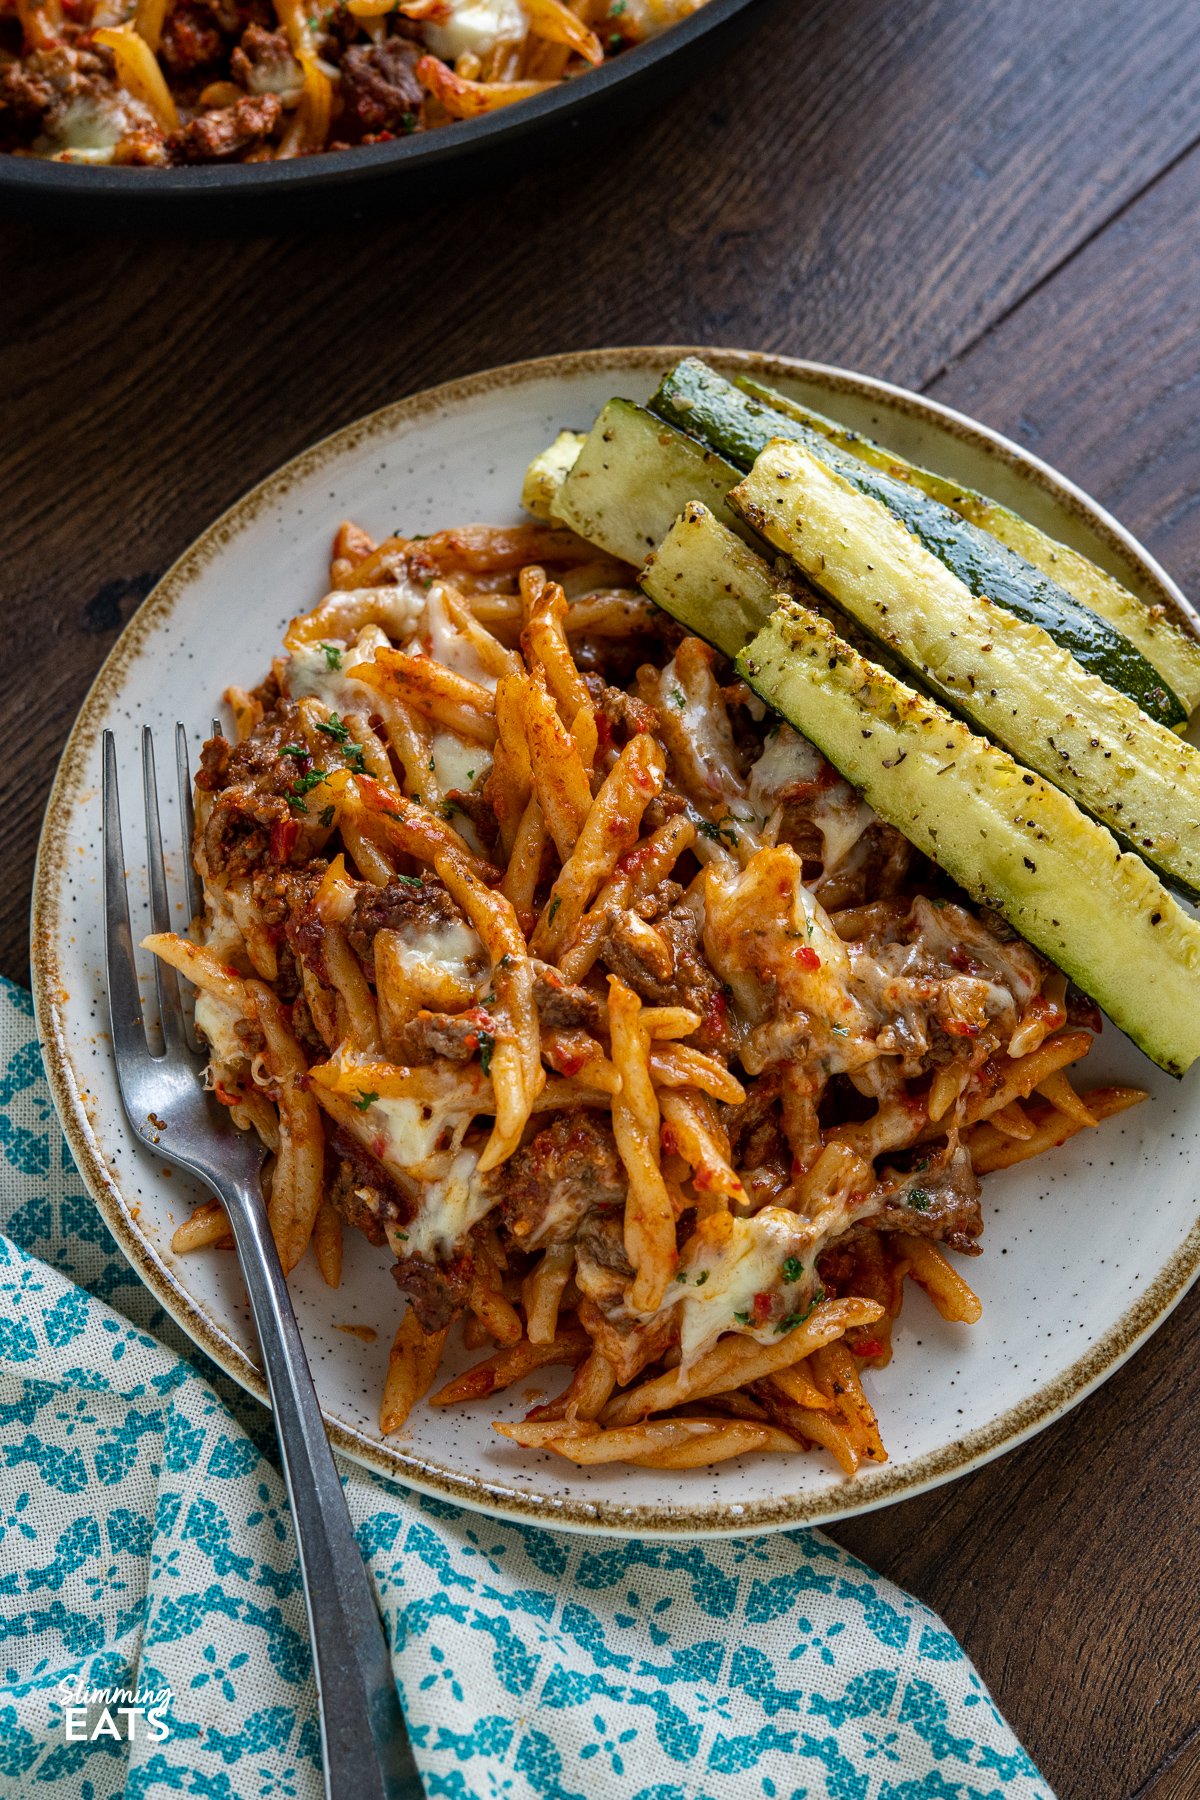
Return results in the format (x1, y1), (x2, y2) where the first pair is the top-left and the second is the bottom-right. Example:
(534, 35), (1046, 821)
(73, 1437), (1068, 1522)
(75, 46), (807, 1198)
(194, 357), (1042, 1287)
(0, 0), (708, 164)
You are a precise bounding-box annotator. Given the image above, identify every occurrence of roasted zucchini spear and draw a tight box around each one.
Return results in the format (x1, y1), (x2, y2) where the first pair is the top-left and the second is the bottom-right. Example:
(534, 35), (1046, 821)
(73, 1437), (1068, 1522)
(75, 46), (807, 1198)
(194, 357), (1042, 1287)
(735, 599), (1200, 1077)
(650, 357), (1188, 729)
(731, 441), (1200, 900)
(737, 371), (1200, 717)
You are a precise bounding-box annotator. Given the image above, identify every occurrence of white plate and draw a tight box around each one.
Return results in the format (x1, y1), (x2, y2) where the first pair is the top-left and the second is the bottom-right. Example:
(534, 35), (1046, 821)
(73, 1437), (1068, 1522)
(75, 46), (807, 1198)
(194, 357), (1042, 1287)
(32, 347), (1200, 1537)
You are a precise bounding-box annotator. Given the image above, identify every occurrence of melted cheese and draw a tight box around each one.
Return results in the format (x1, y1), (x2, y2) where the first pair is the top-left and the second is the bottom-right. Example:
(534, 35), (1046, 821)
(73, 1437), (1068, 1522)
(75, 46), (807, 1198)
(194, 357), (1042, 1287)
(704, 846), (872, 1071)
(241, 42), (303, 98)
(43, 96), (129, 157)
(423, 0), (527, 62)
(668, 1208), (812, 1363)
(285, 623), (387, 713)
(420, 584), (499, 690)
(749, 724), (876, 877)
(432, 731), (490, 798)
(390, 918), (484, 986)
(193, 990), (246, 1067)
(370, 1094), (456, 1169)
(389, 1147), (491, 1259)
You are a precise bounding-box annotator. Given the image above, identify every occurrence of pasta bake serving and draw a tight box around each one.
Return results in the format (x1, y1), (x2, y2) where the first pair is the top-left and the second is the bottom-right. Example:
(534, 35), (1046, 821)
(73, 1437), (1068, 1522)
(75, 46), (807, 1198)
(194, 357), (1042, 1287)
(144, 361), (1200, 1477)
(0, 0), (705, 165)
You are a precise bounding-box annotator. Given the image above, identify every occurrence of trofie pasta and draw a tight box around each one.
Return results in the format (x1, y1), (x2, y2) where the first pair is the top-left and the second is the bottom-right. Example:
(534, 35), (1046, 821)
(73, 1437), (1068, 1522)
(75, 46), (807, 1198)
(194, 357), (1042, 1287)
(146, 509), (1145, 1477)
(0, 0), (708, 165)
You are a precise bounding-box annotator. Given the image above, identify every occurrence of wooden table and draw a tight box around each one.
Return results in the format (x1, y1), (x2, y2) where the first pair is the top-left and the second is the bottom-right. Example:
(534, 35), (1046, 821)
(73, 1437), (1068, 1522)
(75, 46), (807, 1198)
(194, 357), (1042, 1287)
(3, 1), (1198, 1793)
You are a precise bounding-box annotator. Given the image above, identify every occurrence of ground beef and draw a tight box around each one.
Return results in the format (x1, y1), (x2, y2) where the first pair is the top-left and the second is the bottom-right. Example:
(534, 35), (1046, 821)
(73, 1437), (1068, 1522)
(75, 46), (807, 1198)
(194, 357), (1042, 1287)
(483, 1112), (625, 1250)
(861, 1147), (983, 1254)
(814, 821), (915, 911)
(583, 677), (659, 746)
(393, 1007), (493, 1065)
(0, 58), (58, 122)
(325, 1125), (412, 1247)
(249, 866), (323, 929)
(0, 42), (108, 120)
(338, 38), (424, 139)
(573, 1208), (677, 1383)
(160, 0), (229, 74)
(287, 989), (327, 1060)
(392, 1248), (474, 1334)
(230, 24), (299, 93)
(638, 791), (689, 835)
(574, 1207), (633, 1281)
(722, 1075), (791, 1207)
(531, 962), (602, 1032)
(328, 1130), (473, 1333)
(198, 704), (319, 877)
(445, 785), (499, 854)
(598, 903), (730, 1051)
(285, 903), (330, 987)
(169, 92), (280, 160)
(345, 873), (463, 968)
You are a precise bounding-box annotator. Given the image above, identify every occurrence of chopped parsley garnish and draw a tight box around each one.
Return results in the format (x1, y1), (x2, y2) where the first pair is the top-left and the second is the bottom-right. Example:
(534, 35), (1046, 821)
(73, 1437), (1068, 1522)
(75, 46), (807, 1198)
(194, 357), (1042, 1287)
(428, 756), (436, 772)
(776, 1289), (824, 1333)
(481, 990), (496, 1005)
(608, 29), (623, 47)
(395, 872), (424, 888)
(499, 954), (512, 969)
(698, 817), (738, 848)
(400, 111), (417, 134)
(781, 1257), (804, 1283)
(466, 769), (475, 781)
(290, 769), (327, 797)
(316, 715), (366, 772)
(547, 896), (561, 925)
(907, 1188), (932, 1212)
(675, 1269), (688, 1283)
(733, 1310), (751, 1325)
(611, 0), (626, 11)
(478, 1031), (495, 1077)
(670, 687), (685, 709)
(353, 1090), (378, 1111)
(318, 804), (336, 828)
(280, 743), (308, 759)
(286, 795), (308, 814)
(694, 1270), (708, 1286)
(321, 642), (342, 671)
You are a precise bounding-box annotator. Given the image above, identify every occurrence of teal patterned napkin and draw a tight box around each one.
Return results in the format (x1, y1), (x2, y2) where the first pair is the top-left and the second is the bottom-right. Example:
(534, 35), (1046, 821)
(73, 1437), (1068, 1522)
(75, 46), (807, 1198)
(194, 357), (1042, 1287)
(0, 976), (1054, 1800)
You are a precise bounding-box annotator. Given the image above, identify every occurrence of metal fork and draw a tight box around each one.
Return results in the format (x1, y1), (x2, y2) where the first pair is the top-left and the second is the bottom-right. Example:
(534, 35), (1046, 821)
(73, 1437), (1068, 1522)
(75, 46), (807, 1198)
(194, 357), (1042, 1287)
(103, 725), (418, 1800)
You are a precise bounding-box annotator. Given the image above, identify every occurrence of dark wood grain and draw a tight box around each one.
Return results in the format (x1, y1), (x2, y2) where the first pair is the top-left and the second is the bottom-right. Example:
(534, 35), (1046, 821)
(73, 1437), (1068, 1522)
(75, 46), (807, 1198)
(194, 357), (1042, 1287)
(1136, 1728), (1200, 1800)
(6, 2), (1200, 1796)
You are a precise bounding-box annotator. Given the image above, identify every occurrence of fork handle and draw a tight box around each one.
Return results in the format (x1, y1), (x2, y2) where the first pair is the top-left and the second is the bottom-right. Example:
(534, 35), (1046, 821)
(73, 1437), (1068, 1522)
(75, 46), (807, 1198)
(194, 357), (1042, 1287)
(213, 1171), (416, 1800)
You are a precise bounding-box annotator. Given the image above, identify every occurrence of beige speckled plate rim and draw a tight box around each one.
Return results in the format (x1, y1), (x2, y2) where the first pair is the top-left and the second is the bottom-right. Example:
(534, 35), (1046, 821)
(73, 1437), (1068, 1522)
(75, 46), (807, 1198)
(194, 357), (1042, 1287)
(30, 344), (1200, 1538)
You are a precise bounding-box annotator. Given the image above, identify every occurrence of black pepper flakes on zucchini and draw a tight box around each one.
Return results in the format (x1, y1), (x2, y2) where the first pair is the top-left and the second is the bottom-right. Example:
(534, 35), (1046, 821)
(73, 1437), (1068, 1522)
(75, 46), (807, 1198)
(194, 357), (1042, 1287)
(649, 357), (1188, 730)
(730, 440), (1200, 900)
(736, 599), (1200, 1077)
(736, 370), (1200, 718)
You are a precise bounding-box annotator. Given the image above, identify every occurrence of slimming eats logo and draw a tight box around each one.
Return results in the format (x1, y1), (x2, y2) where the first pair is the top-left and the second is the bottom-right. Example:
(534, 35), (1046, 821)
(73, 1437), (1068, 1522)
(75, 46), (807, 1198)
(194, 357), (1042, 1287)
(56, 1676), (173, 1743)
